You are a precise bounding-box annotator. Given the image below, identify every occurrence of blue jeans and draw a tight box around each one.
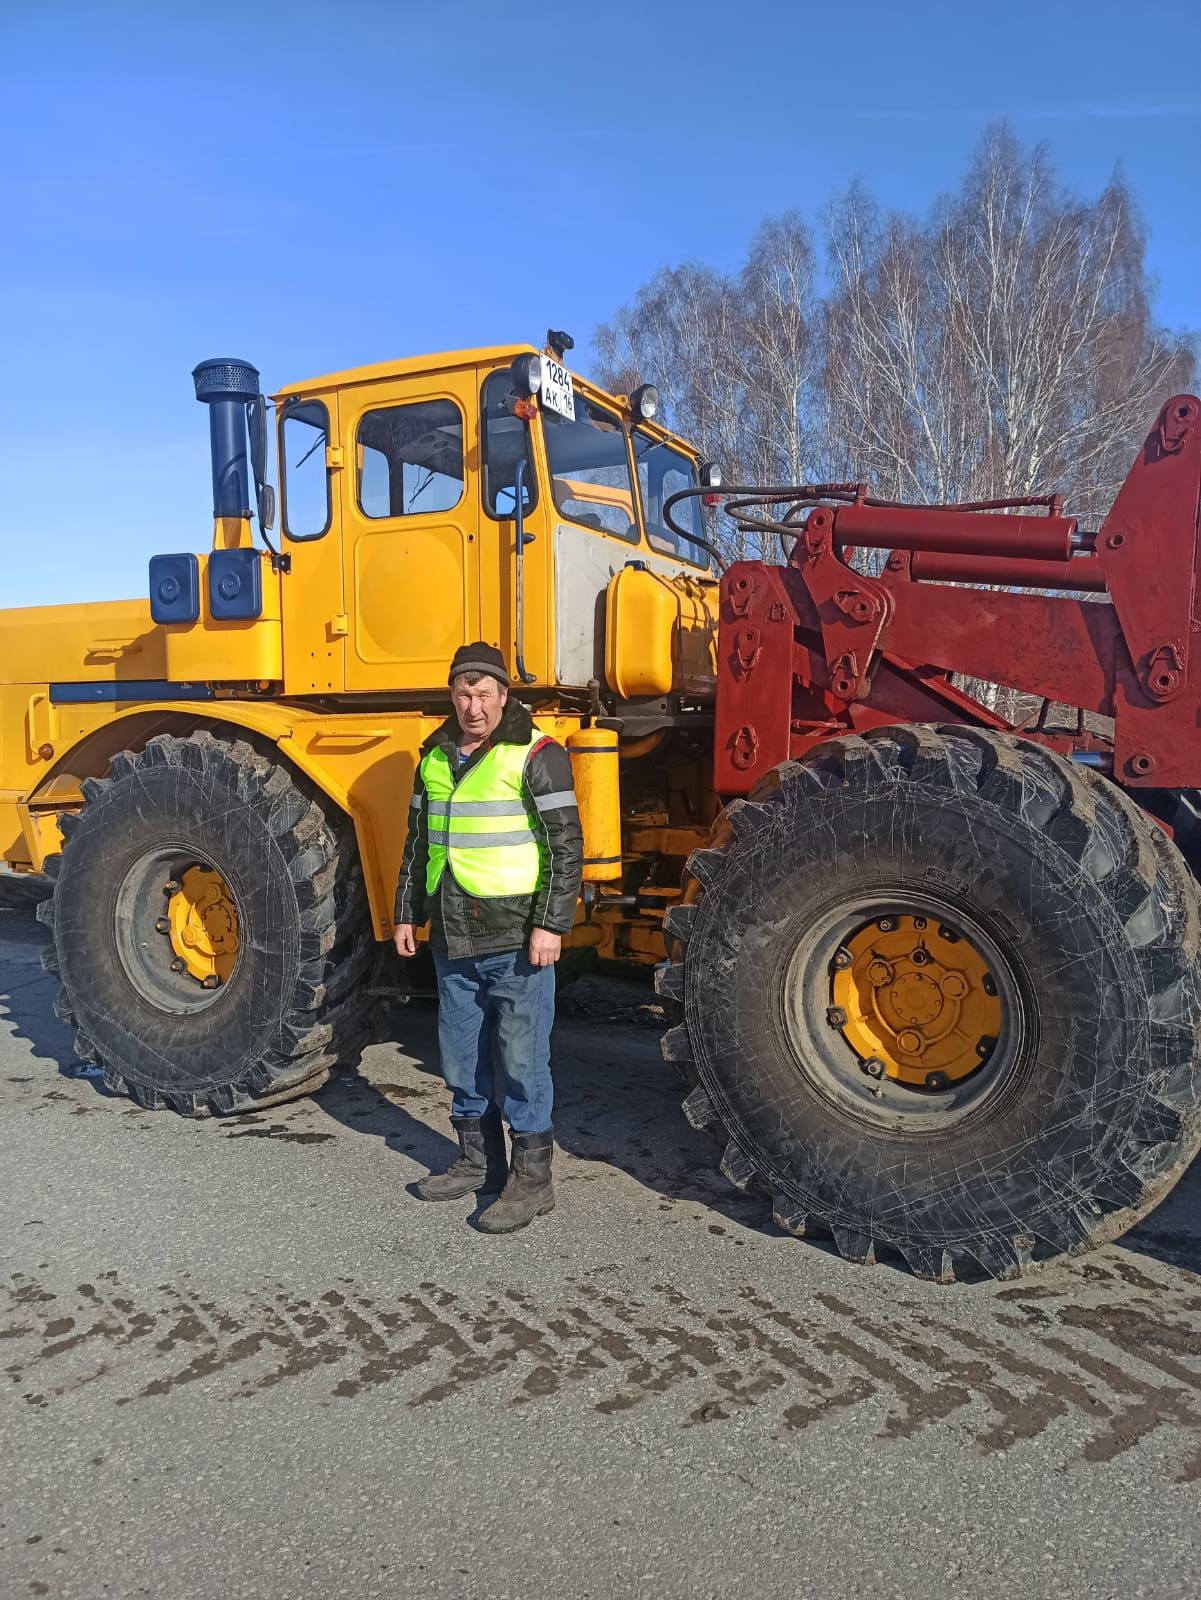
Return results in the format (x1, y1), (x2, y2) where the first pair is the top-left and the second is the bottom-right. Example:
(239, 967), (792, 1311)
(432, 948), (556, 1134)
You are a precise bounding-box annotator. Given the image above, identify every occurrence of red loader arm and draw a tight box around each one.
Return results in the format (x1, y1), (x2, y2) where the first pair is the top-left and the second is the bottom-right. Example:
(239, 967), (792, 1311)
(712, 395), (1201, 793)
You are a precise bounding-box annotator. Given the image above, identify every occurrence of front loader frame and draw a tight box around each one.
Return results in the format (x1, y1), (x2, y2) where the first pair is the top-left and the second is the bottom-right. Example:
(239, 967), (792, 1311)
(702, 395), (1201, 796)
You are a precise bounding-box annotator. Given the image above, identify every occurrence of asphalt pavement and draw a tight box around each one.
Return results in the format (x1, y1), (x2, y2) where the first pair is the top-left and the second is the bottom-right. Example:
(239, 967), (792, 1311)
(2, 899), (1200, 1600)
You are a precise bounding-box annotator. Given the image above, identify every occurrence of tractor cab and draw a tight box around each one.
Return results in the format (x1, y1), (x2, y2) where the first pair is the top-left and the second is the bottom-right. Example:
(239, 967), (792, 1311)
(262, 341), (717, 701)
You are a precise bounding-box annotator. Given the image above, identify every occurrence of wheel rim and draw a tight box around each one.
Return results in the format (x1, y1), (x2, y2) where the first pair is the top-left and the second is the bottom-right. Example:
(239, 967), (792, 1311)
(165, 865), (240, 986)
(831, 914), (1002, 1088)
(781, 891), (1030, 1131)
(113, 846), (243, 1014)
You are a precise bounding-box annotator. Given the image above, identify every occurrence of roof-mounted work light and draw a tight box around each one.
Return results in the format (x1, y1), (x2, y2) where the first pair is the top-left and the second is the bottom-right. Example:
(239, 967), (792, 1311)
(630, 383), (660, 423)
(511, 353), (544, 397)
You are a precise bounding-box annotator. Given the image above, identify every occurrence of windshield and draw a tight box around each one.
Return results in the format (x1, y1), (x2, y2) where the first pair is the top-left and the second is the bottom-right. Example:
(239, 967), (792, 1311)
(633, 431), (708, 567)
(542, 393), (638, 542)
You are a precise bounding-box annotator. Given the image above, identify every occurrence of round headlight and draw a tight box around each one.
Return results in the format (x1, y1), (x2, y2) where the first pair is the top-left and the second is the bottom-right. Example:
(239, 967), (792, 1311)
(510, 353), (543, 396)
(700, 460), (722, 489)
(631, 383), (660, 422)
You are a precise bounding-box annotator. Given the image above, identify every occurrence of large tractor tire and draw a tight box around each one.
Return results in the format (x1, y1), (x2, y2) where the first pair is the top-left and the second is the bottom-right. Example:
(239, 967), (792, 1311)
(658, 725), (1201, 1281)
(38, 730), (374, 1115)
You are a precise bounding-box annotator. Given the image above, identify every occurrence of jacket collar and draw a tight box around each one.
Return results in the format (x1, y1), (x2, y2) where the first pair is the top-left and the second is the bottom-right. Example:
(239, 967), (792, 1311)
(421, 695), (533, 757)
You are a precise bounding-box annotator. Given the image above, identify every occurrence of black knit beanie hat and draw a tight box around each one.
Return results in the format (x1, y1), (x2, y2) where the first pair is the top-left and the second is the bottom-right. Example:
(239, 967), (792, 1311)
(448, 641), (510, 688)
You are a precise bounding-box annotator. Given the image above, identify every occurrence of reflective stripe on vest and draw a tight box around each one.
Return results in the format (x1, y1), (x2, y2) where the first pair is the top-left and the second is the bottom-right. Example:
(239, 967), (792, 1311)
(419, 732), (547, 899)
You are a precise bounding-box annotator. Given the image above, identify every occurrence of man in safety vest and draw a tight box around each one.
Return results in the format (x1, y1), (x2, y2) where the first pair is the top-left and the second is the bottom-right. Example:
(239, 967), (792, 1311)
(393, 642), (583, 1232)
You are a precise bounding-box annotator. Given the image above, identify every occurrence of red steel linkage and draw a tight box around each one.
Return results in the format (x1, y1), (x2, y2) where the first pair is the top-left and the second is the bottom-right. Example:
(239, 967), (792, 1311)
(709, 394), (1201, 795)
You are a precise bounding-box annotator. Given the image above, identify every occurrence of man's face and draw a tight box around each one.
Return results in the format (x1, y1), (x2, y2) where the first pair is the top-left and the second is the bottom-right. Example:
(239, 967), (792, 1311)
(452, 674), (508, 741)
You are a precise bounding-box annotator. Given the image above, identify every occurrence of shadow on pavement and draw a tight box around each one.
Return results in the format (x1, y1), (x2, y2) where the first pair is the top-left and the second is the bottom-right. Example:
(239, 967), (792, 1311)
(1122, 1158), (1201, 1276)
(308, 984), (768, 1231)
(7, 903), (1196, 1266)
(0, 906), (105, 1089)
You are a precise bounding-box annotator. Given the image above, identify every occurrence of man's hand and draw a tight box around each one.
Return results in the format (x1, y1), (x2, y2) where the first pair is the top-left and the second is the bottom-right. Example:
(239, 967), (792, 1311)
(393, 923), (418, 958)
(528, 928), (562, 968)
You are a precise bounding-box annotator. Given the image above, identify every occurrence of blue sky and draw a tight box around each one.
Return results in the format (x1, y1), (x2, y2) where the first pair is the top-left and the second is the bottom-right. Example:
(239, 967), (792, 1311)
(2, 0), (1198, 608)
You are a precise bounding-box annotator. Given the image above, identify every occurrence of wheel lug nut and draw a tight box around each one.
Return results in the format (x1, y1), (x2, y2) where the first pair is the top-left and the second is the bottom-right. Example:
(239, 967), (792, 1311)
(976, 1034), (996, 1057)
(169, 958), (185, 973)
(155, 917), (171, 934)
(163, 880), (180, 896)
(982, 973), (997, 996)
(913, 916), (927, 929)
(201, 974), (221, 990)
(832, 947), (853, 971)
(937, 924), (960, 943)
(826, 1006), (847, 1027)
(861, 1057), (885, 1079)
(924, 1071), (949, 1091)
(876, 917), (896, 932)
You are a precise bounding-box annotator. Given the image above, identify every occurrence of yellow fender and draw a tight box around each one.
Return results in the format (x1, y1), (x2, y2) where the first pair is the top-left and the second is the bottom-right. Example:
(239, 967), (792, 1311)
(20, 700), (401, 939)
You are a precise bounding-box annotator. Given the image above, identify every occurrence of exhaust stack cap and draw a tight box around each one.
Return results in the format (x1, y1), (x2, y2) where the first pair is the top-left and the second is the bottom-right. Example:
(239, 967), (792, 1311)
(192, 358), (260, 404)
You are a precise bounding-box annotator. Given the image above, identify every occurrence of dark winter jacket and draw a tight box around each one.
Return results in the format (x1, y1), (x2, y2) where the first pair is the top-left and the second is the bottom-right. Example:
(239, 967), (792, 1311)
(393, 698), (584, 959)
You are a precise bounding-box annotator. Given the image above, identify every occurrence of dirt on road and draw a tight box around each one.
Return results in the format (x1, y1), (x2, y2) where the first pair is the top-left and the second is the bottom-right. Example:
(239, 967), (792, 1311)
(3, 900), (1201, 1600)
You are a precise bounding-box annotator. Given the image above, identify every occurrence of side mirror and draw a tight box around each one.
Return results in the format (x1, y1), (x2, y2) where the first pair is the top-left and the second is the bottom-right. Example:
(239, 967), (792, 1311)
(258, 483), (276, 533)
(699, 460), (722, 489)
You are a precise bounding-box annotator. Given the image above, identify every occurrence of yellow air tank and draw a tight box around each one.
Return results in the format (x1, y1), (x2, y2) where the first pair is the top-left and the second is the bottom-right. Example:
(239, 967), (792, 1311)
(566, 726), (622, 882)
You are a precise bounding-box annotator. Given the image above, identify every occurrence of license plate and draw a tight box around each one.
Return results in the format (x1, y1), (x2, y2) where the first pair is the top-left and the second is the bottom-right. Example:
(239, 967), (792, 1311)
(541, 357), (575, 420)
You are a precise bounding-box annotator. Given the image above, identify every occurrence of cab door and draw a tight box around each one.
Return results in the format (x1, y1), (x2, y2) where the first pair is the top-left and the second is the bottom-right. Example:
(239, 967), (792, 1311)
(341, 369), (480, 692)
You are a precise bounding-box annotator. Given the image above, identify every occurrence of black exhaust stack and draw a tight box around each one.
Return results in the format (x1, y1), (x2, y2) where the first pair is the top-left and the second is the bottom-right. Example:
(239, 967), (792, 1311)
(192, 358), (260, 519)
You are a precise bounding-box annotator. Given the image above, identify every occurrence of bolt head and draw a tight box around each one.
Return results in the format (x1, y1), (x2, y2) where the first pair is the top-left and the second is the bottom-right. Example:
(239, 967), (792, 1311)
(201, 974), (221, 990)
(169, 958), (185, 973)
(861, 1057), (886, 1079)
(826, 1006), (848, 1027)
(832, 947), (853, 971)
(154, 917), (171, 934)
(163, 880), (181, 896)
(876, 917), (896, 932)
(924, 1071), (949, 1091)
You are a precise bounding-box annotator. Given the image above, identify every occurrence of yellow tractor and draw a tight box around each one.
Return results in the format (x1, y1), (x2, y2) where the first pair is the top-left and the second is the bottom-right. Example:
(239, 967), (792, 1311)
(0, 344), (720, 1108)
(5, 340), (1201, 1281)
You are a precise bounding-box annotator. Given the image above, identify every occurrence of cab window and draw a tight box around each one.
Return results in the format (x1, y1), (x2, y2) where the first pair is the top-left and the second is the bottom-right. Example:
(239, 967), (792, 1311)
(543, 393), (638, 542)
(281, 400), (331, 541)
(481, 370), (536, 517)
(356, 399), (464, 518)
(634, 431), (708, 567)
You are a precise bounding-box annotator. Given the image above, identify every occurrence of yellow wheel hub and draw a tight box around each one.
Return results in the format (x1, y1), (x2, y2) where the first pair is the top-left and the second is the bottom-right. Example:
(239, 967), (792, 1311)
(165, 865), (239, 986)
(831, 915), (1001, 1087)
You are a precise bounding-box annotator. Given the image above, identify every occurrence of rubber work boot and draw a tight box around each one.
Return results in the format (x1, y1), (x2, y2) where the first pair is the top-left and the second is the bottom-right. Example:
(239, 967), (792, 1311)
(477, 1130), (555, 1233)
(415, 1112), (507, 1201)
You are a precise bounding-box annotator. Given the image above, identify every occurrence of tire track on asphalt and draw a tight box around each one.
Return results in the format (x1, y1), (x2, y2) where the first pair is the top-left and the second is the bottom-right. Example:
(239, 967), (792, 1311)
(4, 1258), (1200, 1479)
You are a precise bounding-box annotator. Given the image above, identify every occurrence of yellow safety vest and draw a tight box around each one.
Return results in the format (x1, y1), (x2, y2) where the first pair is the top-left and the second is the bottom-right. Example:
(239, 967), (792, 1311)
(419, 733), (546, 898)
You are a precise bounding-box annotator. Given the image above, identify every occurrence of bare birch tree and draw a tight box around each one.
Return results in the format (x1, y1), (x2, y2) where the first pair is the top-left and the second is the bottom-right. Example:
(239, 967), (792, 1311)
(823, 127), (1194, 516)
(595, 216), (822, 558)
(594, 125), (1195, 566)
